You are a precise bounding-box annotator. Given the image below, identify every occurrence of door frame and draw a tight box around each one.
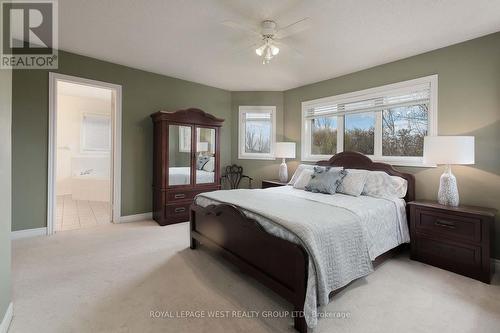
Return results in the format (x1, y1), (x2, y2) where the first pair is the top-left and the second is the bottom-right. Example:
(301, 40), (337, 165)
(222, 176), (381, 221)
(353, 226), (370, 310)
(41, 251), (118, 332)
(47, 72), (122, 235)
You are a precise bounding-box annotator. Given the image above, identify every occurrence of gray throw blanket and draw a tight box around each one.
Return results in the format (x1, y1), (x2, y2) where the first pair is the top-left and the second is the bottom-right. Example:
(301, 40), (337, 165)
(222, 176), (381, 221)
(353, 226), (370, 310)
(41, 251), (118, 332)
(196, 189), (374, 327)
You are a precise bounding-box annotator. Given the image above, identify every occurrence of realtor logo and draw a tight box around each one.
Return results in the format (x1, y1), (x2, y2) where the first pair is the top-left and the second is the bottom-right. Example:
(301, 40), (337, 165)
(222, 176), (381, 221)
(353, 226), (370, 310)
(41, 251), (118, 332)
(1, 0), (58, 69)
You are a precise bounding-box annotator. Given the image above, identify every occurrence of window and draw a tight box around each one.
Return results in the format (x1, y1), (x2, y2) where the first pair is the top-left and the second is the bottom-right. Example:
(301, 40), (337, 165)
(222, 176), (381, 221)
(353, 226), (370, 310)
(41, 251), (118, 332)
(81, 113), (111, 152)
(238, 106), (276, 160)
(344, 112), (375, 155)
(301, 75), (437, 166)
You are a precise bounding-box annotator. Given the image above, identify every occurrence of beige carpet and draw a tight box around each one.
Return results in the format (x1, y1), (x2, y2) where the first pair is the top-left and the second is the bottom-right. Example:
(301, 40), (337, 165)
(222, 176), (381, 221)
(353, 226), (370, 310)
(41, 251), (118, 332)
(10, 221), (500, 333)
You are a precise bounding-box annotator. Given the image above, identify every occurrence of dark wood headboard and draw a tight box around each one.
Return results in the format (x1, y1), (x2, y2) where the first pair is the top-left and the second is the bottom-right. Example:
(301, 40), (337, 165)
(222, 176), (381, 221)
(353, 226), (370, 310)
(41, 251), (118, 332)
(316, 151), (415, 203)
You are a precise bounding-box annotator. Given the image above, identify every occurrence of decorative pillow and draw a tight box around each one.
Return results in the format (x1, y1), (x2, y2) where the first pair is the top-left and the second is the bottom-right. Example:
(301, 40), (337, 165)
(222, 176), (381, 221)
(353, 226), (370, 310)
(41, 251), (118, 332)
(288, 164), (315, 185)
(202, 157), (215, 172)
(288, 164), (342, 185)
(196, 155), (210, 170)
(337, 169), (368, 197)
(362, 171), (408, 199)
(305, 167), (346, 194)
(293, 169), (314, 190)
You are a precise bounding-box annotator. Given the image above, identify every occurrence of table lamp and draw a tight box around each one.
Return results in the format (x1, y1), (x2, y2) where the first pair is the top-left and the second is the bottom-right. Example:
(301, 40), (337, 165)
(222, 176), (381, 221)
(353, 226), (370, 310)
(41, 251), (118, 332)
(423, 136), (474, 206)
(275, 142), (296, 182)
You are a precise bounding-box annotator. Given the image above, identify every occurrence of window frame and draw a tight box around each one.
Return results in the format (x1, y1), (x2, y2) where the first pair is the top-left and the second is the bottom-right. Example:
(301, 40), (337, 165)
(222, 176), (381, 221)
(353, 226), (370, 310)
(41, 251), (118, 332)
(238, 105), (276, 160)
(301, 75), (438, 166)
(80, 112), (112, 153)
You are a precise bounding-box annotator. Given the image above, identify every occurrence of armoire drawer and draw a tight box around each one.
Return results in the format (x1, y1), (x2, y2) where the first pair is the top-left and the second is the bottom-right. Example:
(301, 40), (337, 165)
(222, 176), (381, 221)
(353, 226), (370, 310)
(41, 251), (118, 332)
(165, 202), (191, 218)
(167, 190), (195, 202)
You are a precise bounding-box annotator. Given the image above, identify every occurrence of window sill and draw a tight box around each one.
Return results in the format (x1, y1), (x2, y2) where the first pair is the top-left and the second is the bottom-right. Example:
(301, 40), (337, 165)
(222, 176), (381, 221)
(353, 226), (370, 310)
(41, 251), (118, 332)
(238, 155), (275, 161)
(372, 159), (436, 168)
(301, 156), (436, 168)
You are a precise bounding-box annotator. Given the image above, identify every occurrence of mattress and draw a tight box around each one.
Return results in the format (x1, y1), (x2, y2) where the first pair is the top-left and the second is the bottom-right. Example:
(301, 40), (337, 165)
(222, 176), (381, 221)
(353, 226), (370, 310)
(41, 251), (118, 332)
(169, 167), (214, 185)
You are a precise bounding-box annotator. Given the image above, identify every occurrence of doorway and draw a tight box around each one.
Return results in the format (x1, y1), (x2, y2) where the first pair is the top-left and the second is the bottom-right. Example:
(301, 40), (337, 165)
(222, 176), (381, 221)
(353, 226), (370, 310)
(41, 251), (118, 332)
(48, 73), (122, 234)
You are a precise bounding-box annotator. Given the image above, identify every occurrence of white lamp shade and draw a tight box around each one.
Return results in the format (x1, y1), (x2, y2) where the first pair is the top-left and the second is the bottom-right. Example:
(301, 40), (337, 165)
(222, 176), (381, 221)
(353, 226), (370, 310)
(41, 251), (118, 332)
(423, 136), (474, 165)
(197, 141), (209, 152)
(275, 142), (296, 159)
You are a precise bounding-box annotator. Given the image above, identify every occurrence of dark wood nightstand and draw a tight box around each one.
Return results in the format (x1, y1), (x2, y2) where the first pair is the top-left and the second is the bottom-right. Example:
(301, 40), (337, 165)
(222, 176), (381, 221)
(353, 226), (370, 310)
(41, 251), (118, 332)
(408, 201), (497, 283)
(261, 179), (288, 189)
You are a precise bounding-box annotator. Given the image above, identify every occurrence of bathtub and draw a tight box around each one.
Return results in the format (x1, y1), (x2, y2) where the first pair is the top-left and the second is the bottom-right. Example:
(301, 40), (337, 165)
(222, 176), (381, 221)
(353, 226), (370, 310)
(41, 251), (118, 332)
(71, 174), (110, 202)
(70, 156), (110, 202)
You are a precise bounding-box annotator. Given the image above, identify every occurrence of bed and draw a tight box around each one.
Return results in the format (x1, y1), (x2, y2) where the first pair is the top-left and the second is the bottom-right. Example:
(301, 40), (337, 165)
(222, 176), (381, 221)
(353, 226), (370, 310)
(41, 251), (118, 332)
(168, 167), (214, 186)
(189, 152), (415, 332)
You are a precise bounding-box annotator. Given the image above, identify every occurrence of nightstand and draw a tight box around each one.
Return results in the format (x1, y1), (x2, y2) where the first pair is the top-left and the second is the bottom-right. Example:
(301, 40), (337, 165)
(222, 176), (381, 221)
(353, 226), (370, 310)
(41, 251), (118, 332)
(408, 201), (496, 283)
(261, 179), (288, 189)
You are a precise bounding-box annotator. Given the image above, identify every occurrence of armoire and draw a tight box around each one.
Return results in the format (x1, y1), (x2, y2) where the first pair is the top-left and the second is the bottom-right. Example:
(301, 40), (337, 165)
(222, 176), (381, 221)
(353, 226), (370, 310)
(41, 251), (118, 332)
(151, 108), (224, 225)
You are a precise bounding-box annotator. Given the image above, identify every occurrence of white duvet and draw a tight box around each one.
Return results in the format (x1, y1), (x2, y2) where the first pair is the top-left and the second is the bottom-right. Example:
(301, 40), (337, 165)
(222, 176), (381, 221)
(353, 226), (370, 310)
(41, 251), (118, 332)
(169, 167), (214, 185)
(195, 186), (410, 328)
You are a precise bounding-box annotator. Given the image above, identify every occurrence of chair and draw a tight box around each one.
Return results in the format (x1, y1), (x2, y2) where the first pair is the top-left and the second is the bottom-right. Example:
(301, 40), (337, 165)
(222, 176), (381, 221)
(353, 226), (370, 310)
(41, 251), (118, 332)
(221, 164), (253, 189)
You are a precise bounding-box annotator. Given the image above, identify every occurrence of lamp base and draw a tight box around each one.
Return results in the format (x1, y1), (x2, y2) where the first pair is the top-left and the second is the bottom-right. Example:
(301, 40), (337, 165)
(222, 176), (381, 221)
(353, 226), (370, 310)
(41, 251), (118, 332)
(438, 165), (459, 206)
(278, 159), (288, 183)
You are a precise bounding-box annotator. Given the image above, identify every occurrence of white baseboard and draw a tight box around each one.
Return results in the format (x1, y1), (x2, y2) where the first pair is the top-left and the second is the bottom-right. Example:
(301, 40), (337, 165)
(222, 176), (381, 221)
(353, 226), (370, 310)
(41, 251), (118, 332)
(11, 227), (47, 240)
(119, 212), (152, 223)
(0, 303), (13, 333)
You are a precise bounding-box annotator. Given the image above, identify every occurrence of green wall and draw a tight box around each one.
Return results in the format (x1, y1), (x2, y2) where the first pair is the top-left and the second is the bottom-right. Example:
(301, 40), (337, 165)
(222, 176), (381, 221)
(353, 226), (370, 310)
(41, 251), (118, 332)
(284, 32), (500, 258)
(230, 91), (284, 188)
(11, 32), (500, 259)
(0, 69), (12, 325)
(12, 50), (232, 231)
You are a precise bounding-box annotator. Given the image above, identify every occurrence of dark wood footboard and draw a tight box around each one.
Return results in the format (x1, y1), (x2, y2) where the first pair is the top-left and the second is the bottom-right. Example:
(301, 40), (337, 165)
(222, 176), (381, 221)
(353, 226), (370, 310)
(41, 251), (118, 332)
(190, 203), (309, 333)
(188, 152), (415, 333)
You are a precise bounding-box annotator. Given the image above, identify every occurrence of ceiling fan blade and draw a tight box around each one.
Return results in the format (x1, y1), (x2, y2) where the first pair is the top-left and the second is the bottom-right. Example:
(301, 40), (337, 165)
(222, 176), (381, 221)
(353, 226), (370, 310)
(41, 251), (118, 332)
(275, 17), (310, 39)
(274, 41), (304, 59)
(221, 20), (261, 37)
(230, 40), (262, 56)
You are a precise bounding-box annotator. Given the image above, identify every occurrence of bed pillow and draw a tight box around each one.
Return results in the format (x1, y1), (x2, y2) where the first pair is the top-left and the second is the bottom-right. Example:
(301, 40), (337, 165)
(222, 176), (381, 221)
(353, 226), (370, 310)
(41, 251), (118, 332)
(305, 167), (346, 194)
(288, 164), (342, 185)
(362, 171), (408, 199)
(288, 164), (315, 185)
(196, 155), (210, 170)
(337, 169), (368, 197)
(202, 156), (214, 172)
(293, 169), (314, 190)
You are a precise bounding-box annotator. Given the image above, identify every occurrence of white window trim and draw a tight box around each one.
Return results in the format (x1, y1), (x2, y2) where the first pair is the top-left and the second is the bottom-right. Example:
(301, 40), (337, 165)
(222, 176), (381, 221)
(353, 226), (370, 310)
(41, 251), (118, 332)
(301, 75), (438, 167)
(238, 105), (276, 160)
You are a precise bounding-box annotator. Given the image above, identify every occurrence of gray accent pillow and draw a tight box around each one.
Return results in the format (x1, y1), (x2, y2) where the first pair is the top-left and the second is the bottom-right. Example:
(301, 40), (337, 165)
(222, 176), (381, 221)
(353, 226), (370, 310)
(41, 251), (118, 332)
(201, 156), (215, 172)
(337, 169), (369, 197)
(196, 155), (210, 170)
(305, 167), (346, 194)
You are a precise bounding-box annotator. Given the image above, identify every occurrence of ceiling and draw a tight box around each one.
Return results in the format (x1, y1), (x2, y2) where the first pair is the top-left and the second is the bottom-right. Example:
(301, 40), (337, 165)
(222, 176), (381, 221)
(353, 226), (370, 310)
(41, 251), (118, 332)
(59, 0), (500, 91)
(58, 81), (112, 101)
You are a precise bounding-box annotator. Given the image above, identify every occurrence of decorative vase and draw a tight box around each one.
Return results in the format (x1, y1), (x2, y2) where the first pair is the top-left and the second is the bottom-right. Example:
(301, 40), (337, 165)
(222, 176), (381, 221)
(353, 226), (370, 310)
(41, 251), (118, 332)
(438, 165), (459, 206)
(278, 158), (288, 182)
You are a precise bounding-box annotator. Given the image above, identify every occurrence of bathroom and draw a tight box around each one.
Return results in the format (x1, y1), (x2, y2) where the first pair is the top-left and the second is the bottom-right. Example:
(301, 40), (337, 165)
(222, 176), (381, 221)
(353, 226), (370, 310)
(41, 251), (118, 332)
(55, 81), (113, 231)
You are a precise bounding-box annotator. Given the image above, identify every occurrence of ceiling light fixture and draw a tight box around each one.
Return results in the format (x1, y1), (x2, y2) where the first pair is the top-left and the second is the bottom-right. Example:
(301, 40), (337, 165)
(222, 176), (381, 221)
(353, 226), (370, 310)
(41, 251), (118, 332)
(255, 37), (279, 64)
(222, 17), (309, 66)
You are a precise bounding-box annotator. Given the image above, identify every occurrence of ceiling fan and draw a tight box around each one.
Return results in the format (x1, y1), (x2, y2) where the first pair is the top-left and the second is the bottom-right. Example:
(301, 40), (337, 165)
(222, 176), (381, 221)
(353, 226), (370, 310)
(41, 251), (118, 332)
(222, 17), (310, 64)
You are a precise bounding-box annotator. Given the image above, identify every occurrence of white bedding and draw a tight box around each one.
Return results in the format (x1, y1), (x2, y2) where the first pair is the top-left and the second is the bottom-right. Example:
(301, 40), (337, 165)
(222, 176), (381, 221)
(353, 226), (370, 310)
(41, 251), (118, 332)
(270, 186), (410, 259)
(195, 186), (410, 328)
(169, 167), (214, 185)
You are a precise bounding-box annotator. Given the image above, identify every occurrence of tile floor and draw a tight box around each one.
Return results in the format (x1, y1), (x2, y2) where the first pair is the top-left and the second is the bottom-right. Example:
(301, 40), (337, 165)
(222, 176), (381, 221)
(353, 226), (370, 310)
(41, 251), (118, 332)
(55, 195), (111, 231)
